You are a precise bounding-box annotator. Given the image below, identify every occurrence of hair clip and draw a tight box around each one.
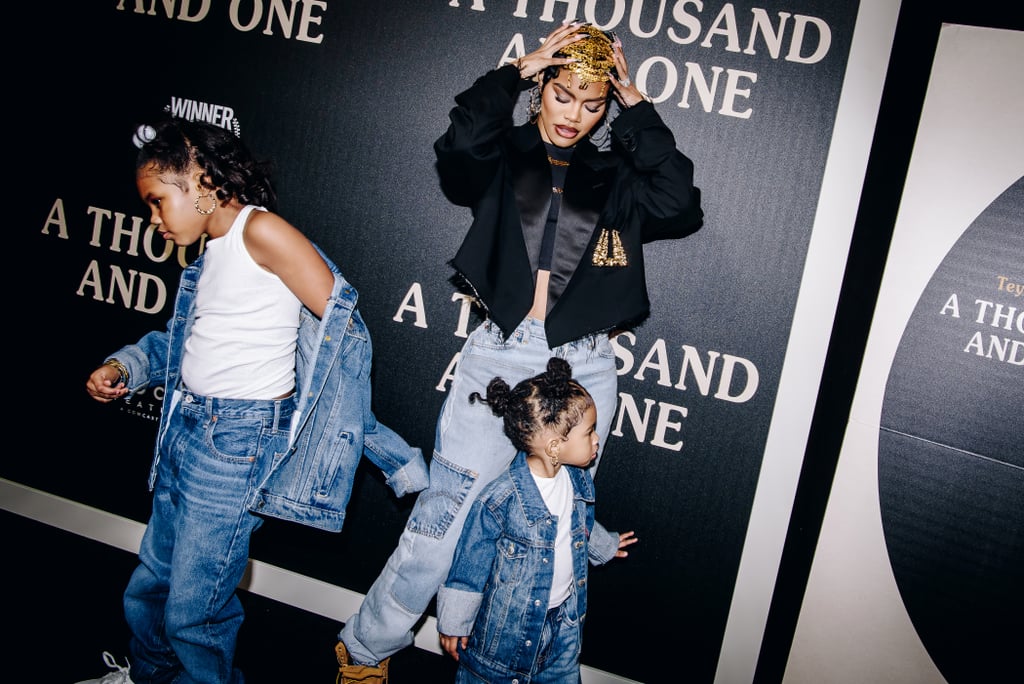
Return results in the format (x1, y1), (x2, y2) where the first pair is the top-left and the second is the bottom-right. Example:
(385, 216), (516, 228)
(132, 124), (157, 149)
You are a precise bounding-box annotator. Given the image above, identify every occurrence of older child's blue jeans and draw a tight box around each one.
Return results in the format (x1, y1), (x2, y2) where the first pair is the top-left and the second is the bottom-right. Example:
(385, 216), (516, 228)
(339, 317), (617, 665)
(124, 389), (294, 684)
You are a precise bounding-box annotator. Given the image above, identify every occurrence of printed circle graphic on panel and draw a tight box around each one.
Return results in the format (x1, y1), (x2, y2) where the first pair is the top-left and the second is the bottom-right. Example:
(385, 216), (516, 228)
(878, 176), (1023, 684)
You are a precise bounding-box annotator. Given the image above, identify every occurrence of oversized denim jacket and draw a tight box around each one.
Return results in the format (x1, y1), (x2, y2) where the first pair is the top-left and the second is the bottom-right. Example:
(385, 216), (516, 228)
(437, 451), (609, 681)
(109, 246), (428, 532)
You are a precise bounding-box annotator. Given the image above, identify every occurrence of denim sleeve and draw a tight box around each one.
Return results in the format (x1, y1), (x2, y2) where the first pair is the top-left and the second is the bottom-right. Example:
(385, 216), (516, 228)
(108, 327), (171, 396)
(437, 586), (483, 638)
(587, 519), (620, 566)
(362, 418), (429, 497)
(437, 495), (502, 635)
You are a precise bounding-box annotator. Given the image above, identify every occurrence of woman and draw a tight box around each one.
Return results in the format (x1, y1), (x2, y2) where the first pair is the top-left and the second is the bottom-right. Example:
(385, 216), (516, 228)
(336, 21), (702, 682)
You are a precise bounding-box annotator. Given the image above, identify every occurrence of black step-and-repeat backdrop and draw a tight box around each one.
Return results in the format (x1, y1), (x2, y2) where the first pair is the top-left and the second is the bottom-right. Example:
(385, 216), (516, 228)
(14, 2), (894, 682)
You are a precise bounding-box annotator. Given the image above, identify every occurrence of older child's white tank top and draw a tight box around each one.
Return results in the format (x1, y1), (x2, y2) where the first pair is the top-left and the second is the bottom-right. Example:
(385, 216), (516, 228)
(181, 205), (301, 399)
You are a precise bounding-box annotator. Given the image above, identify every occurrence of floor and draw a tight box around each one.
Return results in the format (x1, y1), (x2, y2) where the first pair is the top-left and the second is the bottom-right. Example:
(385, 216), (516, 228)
(3, 509), (457, 683)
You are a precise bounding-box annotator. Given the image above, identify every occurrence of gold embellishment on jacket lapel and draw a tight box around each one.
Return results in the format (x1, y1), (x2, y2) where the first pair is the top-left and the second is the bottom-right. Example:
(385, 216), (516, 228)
(592, 228), (628, 267)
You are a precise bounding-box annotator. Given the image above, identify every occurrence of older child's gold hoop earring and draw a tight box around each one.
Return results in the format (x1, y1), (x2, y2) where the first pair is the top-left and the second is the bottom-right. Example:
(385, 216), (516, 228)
(194, 192), (217, 216)
(528, 85), (541, 122)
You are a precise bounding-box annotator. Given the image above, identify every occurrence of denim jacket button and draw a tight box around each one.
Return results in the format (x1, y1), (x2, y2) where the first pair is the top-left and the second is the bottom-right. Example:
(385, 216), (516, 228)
(534, 599), (541, 606)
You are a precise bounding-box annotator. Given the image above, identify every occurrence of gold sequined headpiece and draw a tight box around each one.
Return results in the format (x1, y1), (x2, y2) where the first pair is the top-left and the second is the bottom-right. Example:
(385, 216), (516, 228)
(556, 25), (615, 87)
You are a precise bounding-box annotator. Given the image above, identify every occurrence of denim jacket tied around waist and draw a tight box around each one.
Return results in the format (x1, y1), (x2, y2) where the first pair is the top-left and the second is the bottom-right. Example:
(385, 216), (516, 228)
(109, 246), (428, 533)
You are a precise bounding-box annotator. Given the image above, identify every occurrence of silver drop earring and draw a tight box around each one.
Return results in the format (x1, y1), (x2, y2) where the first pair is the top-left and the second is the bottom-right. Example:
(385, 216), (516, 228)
(528, 85), (541, 122)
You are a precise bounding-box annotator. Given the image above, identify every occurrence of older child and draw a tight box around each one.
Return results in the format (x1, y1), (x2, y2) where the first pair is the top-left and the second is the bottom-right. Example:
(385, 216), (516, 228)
(80, 118), (426, 684)
(438, 358), (637, 683)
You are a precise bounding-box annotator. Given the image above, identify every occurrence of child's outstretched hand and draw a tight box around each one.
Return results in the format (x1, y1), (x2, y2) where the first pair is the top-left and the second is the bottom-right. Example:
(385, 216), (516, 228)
(615, 530), (638, 558)
(439, 633), (468, 661)
(86, 364), (128, 403)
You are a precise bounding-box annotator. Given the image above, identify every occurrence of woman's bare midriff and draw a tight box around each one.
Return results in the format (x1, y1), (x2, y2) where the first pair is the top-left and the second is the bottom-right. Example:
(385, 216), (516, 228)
(528, 269), (550, 320)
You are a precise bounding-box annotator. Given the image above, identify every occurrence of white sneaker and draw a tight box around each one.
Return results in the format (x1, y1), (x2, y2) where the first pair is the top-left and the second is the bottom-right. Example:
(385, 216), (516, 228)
(74, 651), (135, 684)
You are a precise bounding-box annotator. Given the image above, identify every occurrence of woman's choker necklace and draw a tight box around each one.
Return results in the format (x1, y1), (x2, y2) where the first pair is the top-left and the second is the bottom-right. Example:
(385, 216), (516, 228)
(544, 141), (573, 167)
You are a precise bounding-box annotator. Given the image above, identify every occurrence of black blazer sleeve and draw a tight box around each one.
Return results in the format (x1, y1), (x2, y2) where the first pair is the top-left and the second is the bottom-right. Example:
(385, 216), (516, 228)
(609, 101), (704, 242)
(434, 64), (522, 207)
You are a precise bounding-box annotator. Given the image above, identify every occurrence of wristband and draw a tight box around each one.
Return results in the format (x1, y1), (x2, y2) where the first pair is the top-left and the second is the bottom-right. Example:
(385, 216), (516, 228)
(104, 358), (129, 386)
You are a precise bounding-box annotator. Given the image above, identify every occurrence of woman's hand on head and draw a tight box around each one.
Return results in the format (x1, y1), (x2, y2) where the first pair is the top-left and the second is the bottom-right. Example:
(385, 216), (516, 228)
(515, 20), (587, 80)
(607, 39), (648, 108)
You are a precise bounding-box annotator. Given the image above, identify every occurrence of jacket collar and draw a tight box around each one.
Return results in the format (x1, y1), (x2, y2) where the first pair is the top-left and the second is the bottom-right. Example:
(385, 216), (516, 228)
(510, 452), (552, 524)
(509, 451), (595, 526)
(507, 124), (615, 310)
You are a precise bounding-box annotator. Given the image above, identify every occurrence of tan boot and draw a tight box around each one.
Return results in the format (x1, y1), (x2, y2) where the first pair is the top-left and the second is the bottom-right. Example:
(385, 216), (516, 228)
(335, 641), (390, 684)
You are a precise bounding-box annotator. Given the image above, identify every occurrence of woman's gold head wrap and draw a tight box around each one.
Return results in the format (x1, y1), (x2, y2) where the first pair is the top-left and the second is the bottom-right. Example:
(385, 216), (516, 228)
(555, 25), (616, 87)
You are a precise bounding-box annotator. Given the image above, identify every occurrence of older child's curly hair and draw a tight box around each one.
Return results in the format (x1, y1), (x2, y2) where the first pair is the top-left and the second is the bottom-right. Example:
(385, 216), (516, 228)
(470, 357), (594, 453)
(134, 118), (278, 212)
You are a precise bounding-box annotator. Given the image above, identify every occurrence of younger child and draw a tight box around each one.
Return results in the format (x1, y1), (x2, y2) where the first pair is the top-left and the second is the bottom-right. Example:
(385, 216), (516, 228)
(437, 357), (637, 683)
(80, 118), (426, 684)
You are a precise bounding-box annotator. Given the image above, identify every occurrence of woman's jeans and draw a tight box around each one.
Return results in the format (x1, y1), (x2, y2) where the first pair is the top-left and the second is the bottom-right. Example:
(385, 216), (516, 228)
(339, 318), (617, 665)
(125, 389), (294, 684)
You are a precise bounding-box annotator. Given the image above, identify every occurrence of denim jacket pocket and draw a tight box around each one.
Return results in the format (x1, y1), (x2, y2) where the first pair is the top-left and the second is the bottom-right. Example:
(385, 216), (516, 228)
(406, 453), (477, 539)
(495, 538), (528, 583)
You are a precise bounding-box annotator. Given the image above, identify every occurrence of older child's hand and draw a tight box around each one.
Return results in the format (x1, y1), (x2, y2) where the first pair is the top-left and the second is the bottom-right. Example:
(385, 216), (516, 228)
(615, 530), (638, 558)
(439, 633), (468, 661)
(86, 364), (128, 403)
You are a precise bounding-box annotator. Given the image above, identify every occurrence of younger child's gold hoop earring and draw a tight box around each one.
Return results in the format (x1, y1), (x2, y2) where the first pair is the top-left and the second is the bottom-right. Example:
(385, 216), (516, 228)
(194, 192), (217, 216)
(547, 440), (560, 467)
